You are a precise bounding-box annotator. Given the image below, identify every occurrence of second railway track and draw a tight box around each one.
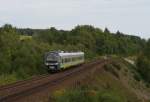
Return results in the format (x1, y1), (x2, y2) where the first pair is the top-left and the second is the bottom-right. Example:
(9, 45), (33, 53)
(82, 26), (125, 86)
(0, 59), (108, 102)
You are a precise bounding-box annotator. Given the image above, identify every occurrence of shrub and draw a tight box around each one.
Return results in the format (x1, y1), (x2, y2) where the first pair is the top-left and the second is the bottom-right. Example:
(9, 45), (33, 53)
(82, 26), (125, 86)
(53, 89), (126, 102)
(98, 92), (124, 102)
(136, 56), (150, 83)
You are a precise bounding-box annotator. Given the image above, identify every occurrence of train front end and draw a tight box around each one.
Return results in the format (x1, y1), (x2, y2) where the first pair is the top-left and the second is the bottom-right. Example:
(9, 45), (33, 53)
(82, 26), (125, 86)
(44, 52), (60, 71)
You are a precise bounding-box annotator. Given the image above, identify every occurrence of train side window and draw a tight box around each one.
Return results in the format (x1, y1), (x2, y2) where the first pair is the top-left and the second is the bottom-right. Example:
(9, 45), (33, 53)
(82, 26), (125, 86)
(62, 59), (64, 63)
(68, 58), (70, 62)
(66, 58), (68, 63)
(81, 56), (83, 59)
(69, 58), (71, 62)
(78, 57), (80, 60)
(74, 57), (76, 61)
(79, 56), (81, 60)
(67, 58), (69, 63)
(76, 57), (78, 60)
(63, 59), (65, 63)
(67, 58), (69, 62)
(72, 57), (74, 61)
(63, 58), (65, 63)
(76, 57), (79, 61)
(65, 58), (67, 63)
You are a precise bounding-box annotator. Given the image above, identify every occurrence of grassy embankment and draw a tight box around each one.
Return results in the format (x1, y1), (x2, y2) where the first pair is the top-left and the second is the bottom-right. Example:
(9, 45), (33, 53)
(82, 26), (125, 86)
(50, 57), (150, 102)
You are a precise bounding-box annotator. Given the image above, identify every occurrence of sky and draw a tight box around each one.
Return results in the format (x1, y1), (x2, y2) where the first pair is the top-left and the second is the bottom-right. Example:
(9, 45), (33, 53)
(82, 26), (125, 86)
(0, 0), (150, 39)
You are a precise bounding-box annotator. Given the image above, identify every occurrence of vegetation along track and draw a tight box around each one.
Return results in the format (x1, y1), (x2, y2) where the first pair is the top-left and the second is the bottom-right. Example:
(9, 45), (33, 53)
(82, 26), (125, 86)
(0, 59), (108, 102)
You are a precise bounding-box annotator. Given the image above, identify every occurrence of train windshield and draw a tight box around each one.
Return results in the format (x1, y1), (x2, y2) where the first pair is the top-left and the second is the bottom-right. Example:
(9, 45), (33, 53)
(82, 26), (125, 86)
(46, 53), (58, 63)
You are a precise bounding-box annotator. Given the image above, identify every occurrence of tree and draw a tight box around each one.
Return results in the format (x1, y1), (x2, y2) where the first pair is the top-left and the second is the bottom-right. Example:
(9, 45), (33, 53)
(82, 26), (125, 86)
(144, 39), (150, 59)
(0, 24), (19, 74)
(136, 39), (150, 83)
(136, 56), (150, 83)
(104, 28), (110, 34)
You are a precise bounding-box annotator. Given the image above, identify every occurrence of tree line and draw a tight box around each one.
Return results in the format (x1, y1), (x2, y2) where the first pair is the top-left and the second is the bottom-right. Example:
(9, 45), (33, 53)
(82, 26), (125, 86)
(136, 39), (150, 84)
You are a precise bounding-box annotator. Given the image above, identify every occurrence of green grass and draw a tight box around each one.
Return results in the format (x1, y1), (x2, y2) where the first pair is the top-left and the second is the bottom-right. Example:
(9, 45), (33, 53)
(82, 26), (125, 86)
(0, 73), (18, 86)
(53, 87), (126, 102)
(0, 72), (35, 86)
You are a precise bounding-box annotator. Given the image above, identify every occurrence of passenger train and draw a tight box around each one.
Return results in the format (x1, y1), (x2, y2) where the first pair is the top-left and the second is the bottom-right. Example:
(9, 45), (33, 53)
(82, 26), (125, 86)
(44, 51), (84, 72)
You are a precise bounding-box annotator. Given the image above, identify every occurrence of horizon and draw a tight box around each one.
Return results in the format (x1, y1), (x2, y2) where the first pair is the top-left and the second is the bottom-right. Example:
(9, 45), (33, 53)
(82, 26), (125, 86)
(1, 24), (147, 40)
(0, 0), (150, 39)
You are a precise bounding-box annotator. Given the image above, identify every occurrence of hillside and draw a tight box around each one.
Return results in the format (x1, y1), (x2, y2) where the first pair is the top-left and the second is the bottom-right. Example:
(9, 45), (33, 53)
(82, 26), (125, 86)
(0, 24), (146, 86)
(51, 57), (150, 102)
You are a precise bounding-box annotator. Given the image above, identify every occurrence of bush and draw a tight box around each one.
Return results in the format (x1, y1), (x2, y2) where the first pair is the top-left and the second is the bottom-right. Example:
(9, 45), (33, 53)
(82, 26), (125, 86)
(54, 89), (94, 102)
(133, 73), (141, 82)
(98, 92), (124, 102)
(136, 56), (150, 83)
(0, 73), (18, 85)
(53, 89), (126, 102)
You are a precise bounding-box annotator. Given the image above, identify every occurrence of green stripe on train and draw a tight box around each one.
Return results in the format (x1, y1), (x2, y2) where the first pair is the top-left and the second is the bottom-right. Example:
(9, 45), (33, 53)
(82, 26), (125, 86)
(60, 60), (84, 69)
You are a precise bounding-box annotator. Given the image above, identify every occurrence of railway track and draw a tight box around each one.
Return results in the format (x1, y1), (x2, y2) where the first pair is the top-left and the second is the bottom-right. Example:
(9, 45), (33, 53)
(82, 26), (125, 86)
(0, 59), (108, 102)
(0, 75), (50, 90)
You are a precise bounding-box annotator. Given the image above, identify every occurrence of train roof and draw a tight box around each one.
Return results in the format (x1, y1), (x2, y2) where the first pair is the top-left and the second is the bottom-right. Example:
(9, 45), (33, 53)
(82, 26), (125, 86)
(46, 51), (84, 57)
(58, 52), (84, 57)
